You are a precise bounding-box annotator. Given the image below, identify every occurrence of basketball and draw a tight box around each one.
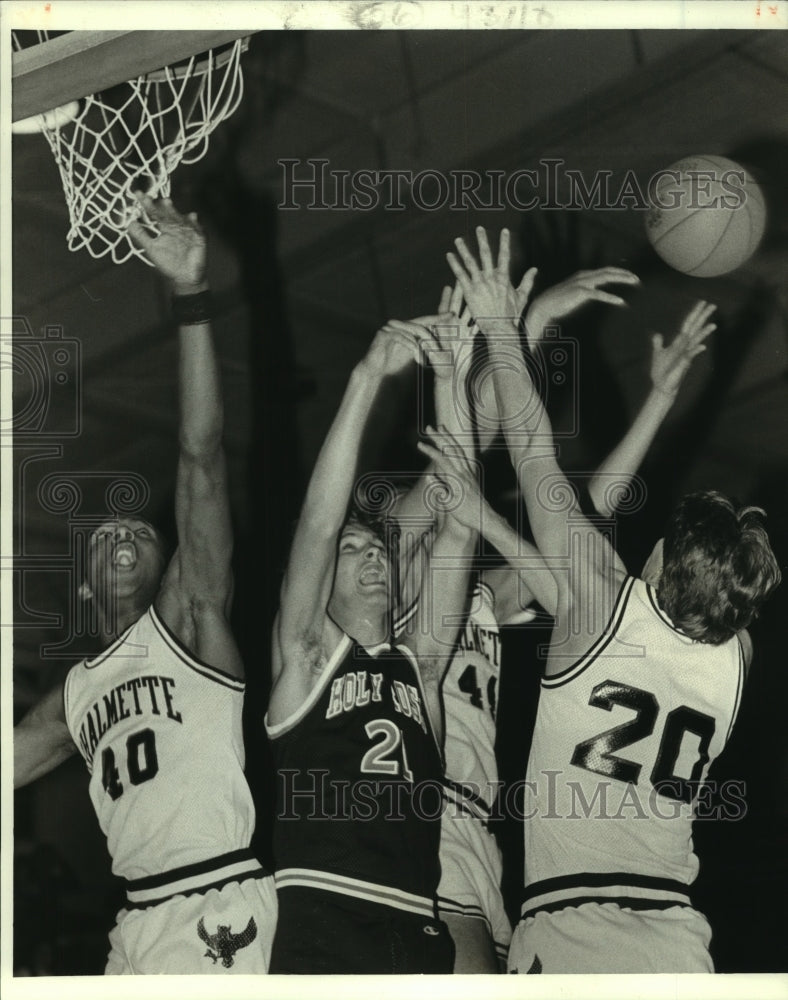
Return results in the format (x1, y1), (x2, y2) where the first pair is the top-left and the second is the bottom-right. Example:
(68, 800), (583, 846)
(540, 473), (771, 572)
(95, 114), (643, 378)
(645, 155), (766, 277)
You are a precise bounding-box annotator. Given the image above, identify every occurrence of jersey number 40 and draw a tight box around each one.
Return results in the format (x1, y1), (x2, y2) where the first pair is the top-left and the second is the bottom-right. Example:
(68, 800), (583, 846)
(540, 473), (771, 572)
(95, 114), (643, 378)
(101, 728), (159, 800)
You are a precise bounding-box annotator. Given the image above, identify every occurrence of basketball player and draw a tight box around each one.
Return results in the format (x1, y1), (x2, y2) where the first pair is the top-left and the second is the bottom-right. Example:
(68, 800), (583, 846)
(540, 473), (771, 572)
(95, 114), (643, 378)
(13, 196), (277, 974)
(445, 226), (781, 973)
(266, 314), (476, 974)
(395, 273), (713, 972)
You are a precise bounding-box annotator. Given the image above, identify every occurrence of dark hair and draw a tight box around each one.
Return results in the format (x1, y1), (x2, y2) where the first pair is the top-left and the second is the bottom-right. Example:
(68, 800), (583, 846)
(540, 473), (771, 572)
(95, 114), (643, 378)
(344, 504), (391, 550)
(658, 491), (781, 644)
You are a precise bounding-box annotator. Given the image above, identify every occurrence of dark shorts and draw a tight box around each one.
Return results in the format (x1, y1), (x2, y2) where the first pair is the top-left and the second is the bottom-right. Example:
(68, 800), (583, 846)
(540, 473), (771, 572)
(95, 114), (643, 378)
(270, 885), (455, 974)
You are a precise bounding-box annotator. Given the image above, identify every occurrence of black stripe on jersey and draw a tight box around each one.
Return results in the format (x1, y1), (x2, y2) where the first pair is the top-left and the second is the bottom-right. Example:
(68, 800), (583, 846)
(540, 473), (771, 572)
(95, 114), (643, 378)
(393, 595), (419, 637)
(125, 867), (268, 910)
(149, 605), (245, 691)
(125, 848), (259, 891)
(645, 583), (692, 638)
(726, 639), (745, 746)
(542, 576), (635, 689)
(395, 642), (444, 765)
(265, 633), (353, 739)
(522, 871), (691, 904)
(442, 778), (492, 818)
(521, 894), (692, 921)
(437, 896), (492, 931)
(474, 580), (496, 609)
(83, 618), (139, 669)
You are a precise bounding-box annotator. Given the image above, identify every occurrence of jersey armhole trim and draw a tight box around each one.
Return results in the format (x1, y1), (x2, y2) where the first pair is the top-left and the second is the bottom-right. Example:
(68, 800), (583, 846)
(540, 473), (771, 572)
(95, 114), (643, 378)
(83, 619), (137, 668)
(395, 642), (444, 764)
(62, 667), (77, 745)
(542, 575), (634, 689)
(149, 605), (245, 691)
(392, 595), (419, 637)
(265, 633), (352, 739)
(725, 639), (746, 745)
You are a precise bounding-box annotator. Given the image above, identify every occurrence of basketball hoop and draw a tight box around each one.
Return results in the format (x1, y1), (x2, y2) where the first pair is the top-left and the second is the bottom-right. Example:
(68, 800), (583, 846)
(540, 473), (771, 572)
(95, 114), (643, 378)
(12, 34), (249, 265)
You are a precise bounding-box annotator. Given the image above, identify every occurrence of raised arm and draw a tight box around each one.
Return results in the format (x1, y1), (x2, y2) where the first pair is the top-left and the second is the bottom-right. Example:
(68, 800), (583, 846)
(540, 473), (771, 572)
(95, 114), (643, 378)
(447, 228), (626, 674)
(14, 681), (75, 788)
(417, 426), (559, 621)
(393, 287), (480, 613)
(127, 197), (241, 675)
(522, 267), (639, 350)
(404, 429), (478, 738)
(270, 320), (441, 725)
(588, 300), (716, 516)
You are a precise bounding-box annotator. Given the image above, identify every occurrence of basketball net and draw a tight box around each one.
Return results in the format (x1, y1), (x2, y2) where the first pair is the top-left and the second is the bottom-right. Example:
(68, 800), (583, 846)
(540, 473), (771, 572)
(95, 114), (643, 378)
(14, 38), (247, 265)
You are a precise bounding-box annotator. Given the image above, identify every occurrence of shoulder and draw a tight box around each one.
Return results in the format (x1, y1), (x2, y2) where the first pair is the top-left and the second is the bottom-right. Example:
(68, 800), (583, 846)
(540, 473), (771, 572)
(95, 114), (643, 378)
(737, 629), (753, 679)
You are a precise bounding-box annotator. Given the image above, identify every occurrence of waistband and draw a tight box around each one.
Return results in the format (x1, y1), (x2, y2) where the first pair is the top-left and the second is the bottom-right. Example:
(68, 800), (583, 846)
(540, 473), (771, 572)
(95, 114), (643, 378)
(275, 868), (438, 919)
(124, 848), (268, 909)
(520, 872), (693, 921)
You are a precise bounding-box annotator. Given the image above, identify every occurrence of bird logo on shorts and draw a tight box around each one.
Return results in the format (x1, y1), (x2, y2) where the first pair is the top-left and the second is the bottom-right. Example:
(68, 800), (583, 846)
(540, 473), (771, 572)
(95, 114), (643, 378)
(197, 916), (257, 968)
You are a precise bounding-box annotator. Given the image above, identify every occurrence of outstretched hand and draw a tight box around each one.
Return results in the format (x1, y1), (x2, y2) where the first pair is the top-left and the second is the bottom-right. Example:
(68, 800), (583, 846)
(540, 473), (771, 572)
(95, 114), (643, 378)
(446, 227), (537, 334)
(417, 424), (486, 533)
(428, 282), (479, 380)
(650, 300), (716, 398)
(524, 267), (640, 347)
(127, 194), (207, 293)
(362, 315), (450, 378)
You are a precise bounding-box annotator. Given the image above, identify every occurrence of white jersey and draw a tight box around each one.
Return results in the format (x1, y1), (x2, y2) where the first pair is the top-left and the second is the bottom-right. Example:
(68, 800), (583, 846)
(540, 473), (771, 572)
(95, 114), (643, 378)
(441, 581), (502, 806)
(64, 605), (256, 881)
(522, 575), (745, 919)
(396, 581), (505, 805)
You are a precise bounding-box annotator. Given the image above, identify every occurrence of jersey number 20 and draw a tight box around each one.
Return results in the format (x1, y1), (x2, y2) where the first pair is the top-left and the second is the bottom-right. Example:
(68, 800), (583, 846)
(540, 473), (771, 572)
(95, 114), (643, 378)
(571, 680), (716, 803)
(101, 728), (159, 800)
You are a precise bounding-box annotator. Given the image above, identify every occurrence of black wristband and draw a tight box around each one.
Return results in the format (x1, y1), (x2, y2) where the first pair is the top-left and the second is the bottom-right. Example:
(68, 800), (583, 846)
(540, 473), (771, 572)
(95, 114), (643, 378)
(172, 290), (212, 326)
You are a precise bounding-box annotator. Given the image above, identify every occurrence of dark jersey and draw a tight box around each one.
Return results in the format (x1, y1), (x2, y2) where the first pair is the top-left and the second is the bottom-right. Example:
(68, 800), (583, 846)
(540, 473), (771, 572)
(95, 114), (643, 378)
(266, 634), (445, 914)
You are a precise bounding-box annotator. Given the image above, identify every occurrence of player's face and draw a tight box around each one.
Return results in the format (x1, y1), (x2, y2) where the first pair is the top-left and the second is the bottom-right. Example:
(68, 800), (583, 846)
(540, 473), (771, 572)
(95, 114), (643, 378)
(333, 524), (392, 608)
(86, 517), (166, 605)
(641, 537), (664, 588)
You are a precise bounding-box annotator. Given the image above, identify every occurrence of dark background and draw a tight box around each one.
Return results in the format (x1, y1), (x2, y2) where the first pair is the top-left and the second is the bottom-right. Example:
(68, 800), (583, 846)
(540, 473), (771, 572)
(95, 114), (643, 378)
(10, 29), (788, 974)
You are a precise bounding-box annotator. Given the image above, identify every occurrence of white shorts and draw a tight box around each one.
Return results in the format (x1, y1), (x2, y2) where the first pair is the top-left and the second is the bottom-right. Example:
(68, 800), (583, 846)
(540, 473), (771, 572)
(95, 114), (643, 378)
(437, 805), (512, 963)
(508, 901), (713, 974)
(106, 875), (278, 975)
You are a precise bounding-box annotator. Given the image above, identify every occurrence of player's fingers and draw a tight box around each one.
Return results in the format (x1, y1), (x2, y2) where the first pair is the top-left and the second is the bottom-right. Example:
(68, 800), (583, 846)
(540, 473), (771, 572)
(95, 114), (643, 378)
(651, 332), (664, 353)
(586, 290), (629, 307)
(586, 267), (641, 286)
(516, 266), (539, 303)
(691, 323), (716, 345)
(397, 313), (454, 333)
(453, 238), (481, 276)
(417, 437), (456, 471)
(695, 302), (717, 327)
(459, 305), (478, 337)
(416, 440), (442, 464)
(683, 299), (710, 329)
(126, 218), (155, 250)
(449, 281), (464, 317)
(496, 227), (511, 276)
(476, 227), (494, 272)
(447, 252), (473, 290)
(380, 323), (422, 347)
(438, 285), (452, 314)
